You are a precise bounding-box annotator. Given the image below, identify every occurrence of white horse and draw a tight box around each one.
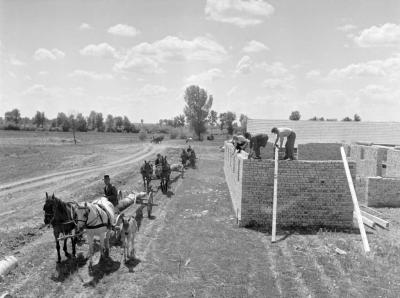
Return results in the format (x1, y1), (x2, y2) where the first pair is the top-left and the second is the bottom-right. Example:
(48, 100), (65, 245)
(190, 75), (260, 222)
(115, 213), (138, 262)
(75, 197), (116, 270)
(170, 163), (183, 172)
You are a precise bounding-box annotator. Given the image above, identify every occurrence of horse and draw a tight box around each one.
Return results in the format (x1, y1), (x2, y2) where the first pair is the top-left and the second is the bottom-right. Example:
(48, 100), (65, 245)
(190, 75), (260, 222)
(140, 160), (153, 191)
(43, 192), (78, 263)
(189, 150), (197, 168)
(180, 149), (189, 168)
(74, 197), (116, 270)
(115, 213), (138, 262)
(151, 136), (164, 144)
(159, 156), (171, 193)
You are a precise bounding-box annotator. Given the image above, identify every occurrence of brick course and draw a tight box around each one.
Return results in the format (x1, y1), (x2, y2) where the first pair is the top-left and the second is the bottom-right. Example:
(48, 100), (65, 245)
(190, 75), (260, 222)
(298, 143), (342, 160)
(366, 177), (400, 207)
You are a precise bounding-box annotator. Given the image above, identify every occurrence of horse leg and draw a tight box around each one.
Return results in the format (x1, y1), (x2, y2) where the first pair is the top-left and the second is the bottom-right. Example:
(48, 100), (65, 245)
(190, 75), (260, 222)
(99, 232), (105, 261)
(63, 238), (71, 258)
(71, 236), (76, 258)
(87, 233), (94, 269)
(105, 230), (111, 258)
(55, 239), (61, 263)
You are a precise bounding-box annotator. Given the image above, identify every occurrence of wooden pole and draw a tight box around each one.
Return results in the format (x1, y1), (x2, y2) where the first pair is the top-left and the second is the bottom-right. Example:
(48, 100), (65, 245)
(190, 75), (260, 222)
(272, 147), (279, 243)
(341, 147), (370, 253)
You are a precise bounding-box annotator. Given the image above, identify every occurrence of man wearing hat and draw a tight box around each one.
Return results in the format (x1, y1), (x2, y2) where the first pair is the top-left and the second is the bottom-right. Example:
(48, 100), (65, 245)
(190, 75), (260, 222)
(103, 175), (118, 206)
(155, 153), (162, 166)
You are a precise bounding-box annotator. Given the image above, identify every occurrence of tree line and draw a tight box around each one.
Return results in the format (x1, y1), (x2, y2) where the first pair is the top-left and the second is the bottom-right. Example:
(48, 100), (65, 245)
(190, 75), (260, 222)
(1, 108), (141, 133)
(289, 111), (362, 122)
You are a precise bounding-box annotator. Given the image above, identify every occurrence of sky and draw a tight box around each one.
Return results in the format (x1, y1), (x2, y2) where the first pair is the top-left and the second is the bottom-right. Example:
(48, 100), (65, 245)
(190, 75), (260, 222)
(1, 0), (400, 122)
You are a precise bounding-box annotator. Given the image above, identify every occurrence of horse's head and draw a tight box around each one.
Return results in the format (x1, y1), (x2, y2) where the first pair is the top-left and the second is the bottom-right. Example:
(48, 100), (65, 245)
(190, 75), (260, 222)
(74, 202), (90, 231)
(43, 192), (55, 225)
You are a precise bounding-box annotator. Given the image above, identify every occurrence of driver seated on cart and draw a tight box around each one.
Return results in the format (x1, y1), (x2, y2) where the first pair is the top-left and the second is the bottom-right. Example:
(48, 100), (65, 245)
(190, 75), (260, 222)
(103, 175), (118, 207)
(155, 153), (162, 166)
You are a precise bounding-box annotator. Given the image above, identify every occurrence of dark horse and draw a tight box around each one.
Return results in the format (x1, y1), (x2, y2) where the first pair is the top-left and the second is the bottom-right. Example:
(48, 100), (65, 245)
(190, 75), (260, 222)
(155, 156), (171, 193)
(180, 149), (189, 168)
(140, 160), (153, 191)
(43, 192), (78, 263)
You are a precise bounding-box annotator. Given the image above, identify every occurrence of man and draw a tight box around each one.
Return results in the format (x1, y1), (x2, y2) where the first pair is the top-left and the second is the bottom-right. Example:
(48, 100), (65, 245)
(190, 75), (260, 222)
(103, 175), (118, 206)
(187, 145), (192, 154)
(155, 153), (162, 166)
(245, 132), (269, 159)
(232, 135), (250, 154)
(271, 127), (296, 160)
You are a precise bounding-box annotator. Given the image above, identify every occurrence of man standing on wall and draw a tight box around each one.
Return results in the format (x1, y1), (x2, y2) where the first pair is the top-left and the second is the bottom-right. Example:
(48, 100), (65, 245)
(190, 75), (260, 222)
(245, 132), (269, 159)
(271, 127), (296, 160)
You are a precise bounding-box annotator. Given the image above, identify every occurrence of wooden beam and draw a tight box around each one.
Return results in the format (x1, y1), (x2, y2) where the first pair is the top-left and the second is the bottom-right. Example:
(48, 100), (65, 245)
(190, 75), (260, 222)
(361, 215), (375, 229)
(271, 147), (278, 243)
(361, 210), (389, 229)
(341, 147), (371, 253)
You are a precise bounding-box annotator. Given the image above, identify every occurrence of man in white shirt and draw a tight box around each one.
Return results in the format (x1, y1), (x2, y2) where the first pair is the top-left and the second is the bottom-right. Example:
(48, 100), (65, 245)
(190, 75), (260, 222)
(271, 127), (296, 160)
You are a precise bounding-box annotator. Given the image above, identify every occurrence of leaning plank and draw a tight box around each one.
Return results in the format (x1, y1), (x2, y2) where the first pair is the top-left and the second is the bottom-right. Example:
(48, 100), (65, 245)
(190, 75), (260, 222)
(271, 147), (279, 243)
(360, 205), (384, 216)
(361, 211), (389, 229)
(341, 147), (370, 253)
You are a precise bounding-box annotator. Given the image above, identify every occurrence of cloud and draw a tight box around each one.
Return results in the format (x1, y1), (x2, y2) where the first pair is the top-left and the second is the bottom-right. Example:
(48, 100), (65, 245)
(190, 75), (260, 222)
(79, 43), (119, 59)
(21, 84), (61, 98)
(258, 61), (289, 76)
(68, 70), (113, 80)
(227, 86), (238, 96)
(185, 68), (223, 85)
(354, 23), (400, 47)
(33, 48), (65, 60)
(114, 35), (227, 74)
(235, 55), (252, 74)
(243, 40), (269, 53)
(337, 24), (357, 32)
(138, 84), (168, 97)
(328, 53), (400, 80)
(107, 24), (140, 37)
(38, 71), (49, 76)
(262, 77), (294, 90)
(10, 55), (25, 66)
(305, 69), (321, 79)
(358, 84), (400, 105)
(79, 23), (92, 30)
(205, 0), (274, 27)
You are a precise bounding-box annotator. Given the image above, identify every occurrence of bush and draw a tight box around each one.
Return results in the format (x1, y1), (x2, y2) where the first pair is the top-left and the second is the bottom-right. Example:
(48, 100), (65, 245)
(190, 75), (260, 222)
(138, 129), (147, 141)
(179, 132), (187, 139)
(4, 123), (20, 130)
(170, 129), (178, 139)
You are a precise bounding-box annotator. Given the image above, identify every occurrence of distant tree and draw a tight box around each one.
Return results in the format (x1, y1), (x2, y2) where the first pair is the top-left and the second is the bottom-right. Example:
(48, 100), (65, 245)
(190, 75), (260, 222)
(69, 114), (77, 144)
(75, 113), (87, 132)
(56, 112), (70, 132)
(173, 114), (185, 127)
(219, 112), (227, 131)
(208, 110), (218, 134)
(319, 117), (325, 121)
(87, 111), (97, 131)
(95, 113), (105, 132)
(5, 108), (21, 124)
(105, 114), (114, 132)
(224, 111), (236, 135)
(239, 114), (248, 133)
(158, 119), (163, 127)
(354, 114), (361, 122)
(33, 111), (46, 127)
(122, 116), (132, 132)
(183, 85), (213, 140)
(289, 110), (301, 121)
(342, 116), (352, 122)
(114, 116), (123, 132)
(309, 116), (318, 121)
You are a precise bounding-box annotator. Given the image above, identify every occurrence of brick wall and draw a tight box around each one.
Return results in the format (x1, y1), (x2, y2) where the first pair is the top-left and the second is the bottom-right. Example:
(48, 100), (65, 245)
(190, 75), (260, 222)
(366, 177), (400, 207)
(224, 142), (355, 229)
(349, 145), (387, 178)
(298, 143), (342, 160)
(386, 149), (400, 178)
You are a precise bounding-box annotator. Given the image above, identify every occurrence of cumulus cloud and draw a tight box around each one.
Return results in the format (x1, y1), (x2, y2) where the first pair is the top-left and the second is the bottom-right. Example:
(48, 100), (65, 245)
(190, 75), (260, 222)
(138, 84), (168, 97)
(107, 24), (140, 37)
(10, 55), (25, 66)
(328, 53), (400, 80)
(358, 84), (400, 105)
(33, 48), (65, 60)
(235, 55), (252, 74)
(68, 70), (113, 80)
(305, 69), (321, 79)
(21, 84), (61, 98)
(114, 35), (227, 74)
(79, 43), (119, 59)
(243, 40), (269, 53)
(354, 23), (400, 47)
(263, 76), (294, 90)
(258, 62), (289, 76)
(185, 68), (223, 84)
(337, 24), (357, 32)
(79, 23), (92, 30)
(205, 0), (274, 27)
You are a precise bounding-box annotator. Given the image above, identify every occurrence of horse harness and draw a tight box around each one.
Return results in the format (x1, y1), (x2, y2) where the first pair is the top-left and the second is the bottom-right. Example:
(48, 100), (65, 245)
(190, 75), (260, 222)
(81, 202), (112, 230)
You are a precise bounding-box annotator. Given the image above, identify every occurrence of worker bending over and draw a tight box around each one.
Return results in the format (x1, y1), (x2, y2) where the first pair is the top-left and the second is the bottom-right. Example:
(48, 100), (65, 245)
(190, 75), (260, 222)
(245, 132), (269, 159)
(232, 135), (250, 154)
(271, 127), (296, 160)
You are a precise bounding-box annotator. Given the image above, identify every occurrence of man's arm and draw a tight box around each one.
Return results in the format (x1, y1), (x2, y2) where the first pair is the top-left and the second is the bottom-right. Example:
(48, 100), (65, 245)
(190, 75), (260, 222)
(279, 136), (284, 149)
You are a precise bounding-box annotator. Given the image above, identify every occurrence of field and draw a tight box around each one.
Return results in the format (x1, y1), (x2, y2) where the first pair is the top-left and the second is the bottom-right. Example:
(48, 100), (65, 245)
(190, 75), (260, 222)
(1, 131), (400, 297)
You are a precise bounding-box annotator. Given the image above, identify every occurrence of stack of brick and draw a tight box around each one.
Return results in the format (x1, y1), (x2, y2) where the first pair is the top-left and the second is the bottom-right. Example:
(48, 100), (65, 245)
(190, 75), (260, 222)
(298, 143), (343, 160)
(386, 149), (400, 178)
(366, 177), (400, 207)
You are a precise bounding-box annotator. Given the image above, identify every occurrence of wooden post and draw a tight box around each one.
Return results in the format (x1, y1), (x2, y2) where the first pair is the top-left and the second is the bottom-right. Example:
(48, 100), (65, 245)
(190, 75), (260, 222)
(341, 147), (370, 253)
(272, 147), (279, 243)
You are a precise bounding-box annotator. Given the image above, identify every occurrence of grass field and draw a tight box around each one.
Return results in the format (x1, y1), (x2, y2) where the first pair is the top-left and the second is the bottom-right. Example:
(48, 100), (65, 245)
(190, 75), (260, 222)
(1, 131), (400, 297)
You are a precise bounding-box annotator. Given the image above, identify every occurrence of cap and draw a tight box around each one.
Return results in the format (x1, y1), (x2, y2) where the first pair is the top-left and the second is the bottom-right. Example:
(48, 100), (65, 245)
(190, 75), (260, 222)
(103, 175), (110, 180)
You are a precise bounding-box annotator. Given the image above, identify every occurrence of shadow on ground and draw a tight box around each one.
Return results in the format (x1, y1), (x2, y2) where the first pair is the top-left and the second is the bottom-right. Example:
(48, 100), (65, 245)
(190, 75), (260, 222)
(51, 253), (87, 282)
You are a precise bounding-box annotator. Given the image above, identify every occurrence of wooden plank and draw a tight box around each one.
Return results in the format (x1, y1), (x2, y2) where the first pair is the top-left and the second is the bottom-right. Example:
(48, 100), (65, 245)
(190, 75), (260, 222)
(271, 147), (278, 243)
(341, 147), (370, 253)
(361, 210), (389, 229)
(361, 216), (375, 229)
(360, 205), (384, 216)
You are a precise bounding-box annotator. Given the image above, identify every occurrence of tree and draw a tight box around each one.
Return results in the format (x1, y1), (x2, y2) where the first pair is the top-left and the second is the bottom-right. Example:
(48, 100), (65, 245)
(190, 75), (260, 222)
(289, 111), (301, 121)
(56, 112), (70, 132)
(219, 112), (227, 131)
(87, 111), (97, 131)
(122, 116), (132, 132)
(342, 116), (352, 122)
(95, 113), (105, 132)
(309, 116), (318, 121)
(207, 110), (218, 134)
(239, 114), (248, 133)
(69, 114), (77, 144)
(183, 85), (213, 140)
(75, 113), (87, 132)
(105, 114), (114, 132)
(225, 111), (236, 135)
(173, 114), (185, 127)
(354, 114), (361, 122)
(5, 108), (21, 124)
(33, 111), (46, 127)
(114, 116), (123, 132)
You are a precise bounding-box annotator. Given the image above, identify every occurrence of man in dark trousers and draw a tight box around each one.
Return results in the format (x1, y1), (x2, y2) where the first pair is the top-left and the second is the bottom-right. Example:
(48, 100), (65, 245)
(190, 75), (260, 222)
(271, 127), (296, 160)
(103, 175), (118, 206)
(245, 132), (269, 159)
